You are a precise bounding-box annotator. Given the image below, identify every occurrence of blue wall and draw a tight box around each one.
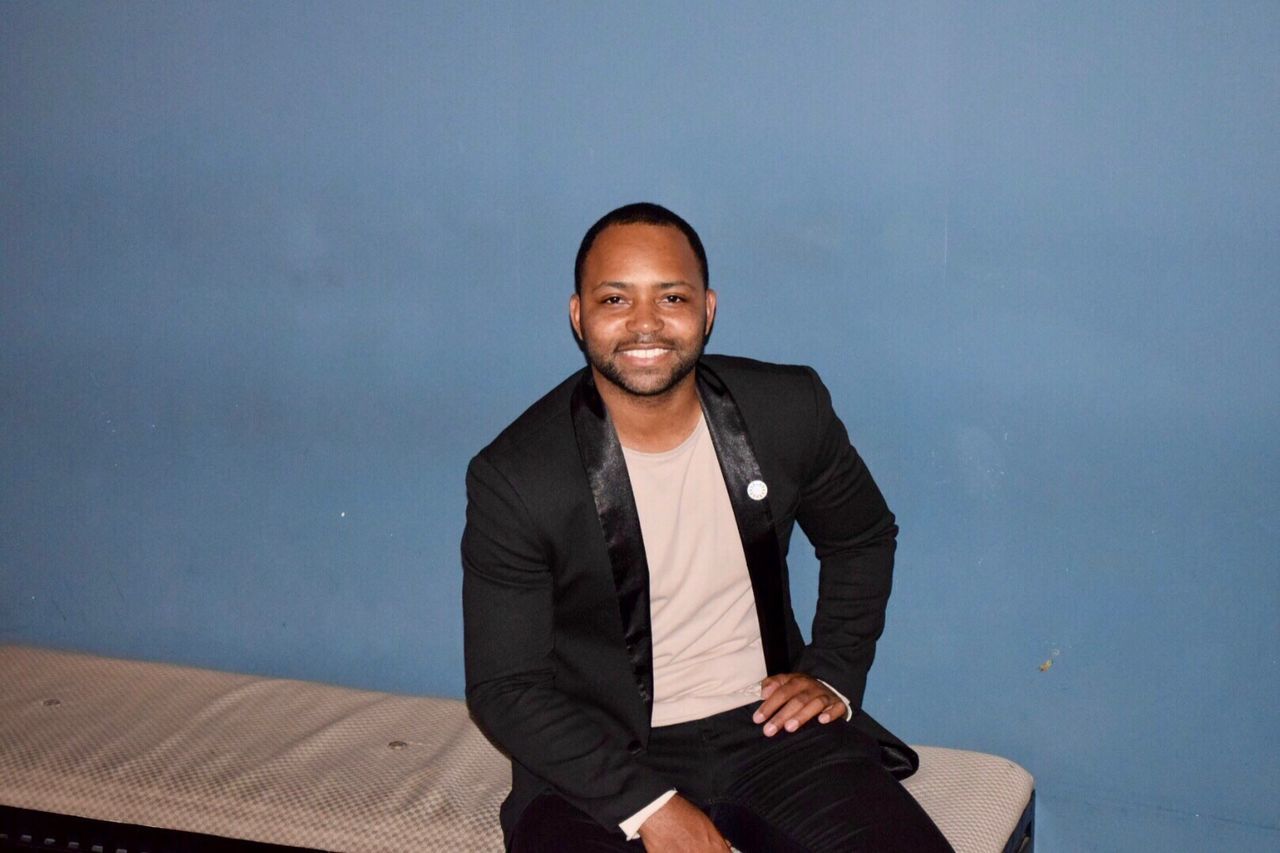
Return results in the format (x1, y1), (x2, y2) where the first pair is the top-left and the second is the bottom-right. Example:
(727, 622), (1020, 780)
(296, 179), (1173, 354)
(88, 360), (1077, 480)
(2, 3), (1276, 849)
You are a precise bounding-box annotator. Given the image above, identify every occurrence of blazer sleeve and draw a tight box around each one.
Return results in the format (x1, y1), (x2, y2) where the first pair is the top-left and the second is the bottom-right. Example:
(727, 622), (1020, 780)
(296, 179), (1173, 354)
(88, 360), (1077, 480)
(791, 367), (898, 714)
(462, 452), (672, 831)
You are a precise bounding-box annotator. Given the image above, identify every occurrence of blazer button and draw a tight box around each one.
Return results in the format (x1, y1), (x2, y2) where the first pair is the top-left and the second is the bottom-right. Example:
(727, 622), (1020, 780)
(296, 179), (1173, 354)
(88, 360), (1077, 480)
(627, 739), (642, 755)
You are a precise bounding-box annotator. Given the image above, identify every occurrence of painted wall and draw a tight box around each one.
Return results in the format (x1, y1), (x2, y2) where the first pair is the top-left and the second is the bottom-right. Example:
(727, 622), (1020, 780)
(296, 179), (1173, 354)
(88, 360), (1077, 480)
(2, 3), (1276, 849)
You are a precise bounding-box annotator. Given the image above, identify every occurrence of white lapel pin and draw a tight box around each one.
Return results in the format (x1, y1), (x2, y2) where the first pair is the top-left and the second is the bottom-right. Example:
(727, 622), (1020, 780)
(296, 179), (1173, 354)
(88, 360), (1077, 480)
(747, 480), (768, 501)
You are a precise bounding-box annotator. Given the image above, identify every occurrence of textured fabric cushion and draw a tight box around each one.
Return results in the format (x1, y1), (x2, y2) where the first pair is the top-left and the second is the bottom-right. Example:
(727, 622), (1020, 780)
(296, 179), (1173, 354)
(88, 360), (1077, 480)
(904, 746), (1034, 853)
(0, 645), (509, 851)
(0, 646), (1031, 852)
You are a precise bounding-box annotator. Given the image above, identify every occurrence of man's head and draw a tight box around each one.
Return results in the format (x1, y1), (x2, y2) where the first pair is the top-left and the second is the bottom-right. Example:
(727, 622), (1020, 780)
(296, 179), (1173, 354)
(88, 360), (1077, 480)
(574, 202), (709, 295)
(570, 203), (716, 399)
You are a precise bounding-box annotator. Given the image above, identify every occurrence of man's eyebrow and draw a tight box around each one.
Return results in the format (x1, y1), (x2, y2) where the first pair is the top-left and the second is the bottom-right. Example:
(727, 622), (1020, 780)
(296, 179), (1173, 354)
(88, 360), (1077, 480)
(591, 280), (694, 291)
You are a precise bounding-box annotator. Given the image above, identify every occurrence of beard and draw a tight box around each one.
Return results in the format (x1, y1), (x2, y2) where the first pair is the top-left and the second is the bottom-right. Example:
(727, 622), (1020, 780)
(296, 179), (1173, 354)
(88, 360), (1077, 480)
(583, 334), (706, 398)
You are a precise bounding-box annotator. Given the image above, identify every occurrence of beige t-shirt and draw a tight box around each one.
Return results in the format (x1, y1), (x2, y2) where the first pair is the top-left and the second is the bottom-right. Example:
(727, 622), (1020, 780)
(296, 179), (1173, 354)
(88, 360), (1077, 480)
(621, 413), (767, 727)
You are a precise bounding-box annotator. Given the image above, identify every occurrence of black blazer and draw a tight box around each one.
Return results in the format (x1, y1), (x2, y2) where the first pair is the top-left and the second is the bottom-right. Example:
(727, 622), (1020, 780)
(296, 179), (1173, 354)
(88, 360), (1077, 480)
(462, 355), (915, 842)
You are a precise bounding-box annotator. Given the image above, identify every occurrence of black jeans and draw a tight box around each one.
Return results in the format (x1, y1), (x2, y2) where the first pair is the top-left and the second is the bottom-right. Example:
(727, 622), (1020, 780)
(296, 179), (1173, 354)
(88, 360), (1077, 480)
(511, 703), (953, 853)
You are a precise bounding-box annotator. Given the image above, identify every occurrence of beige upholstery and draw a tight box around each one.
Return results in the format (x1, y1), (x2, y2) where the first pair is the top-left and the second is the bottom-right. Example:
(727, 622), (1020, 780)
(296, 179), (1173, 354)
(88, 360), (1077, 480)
(0, 646), (1032, 852)
(905, 746), (1034, 852)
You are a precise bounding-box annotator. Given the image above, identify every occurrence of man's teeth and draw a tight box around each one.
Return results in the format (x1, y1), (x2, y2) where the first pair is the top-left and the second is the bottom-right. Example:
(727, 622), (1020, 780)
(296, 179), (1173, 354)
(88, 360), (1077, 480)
(624, 348), (667, 358)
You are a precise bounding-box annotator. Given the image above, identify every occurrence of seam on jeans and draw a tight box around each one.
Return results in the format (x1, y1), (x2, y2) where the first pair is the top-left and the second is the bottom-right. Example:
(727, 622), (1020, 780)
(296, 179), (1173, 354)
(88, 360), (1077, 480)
(712, 800), (812, 853)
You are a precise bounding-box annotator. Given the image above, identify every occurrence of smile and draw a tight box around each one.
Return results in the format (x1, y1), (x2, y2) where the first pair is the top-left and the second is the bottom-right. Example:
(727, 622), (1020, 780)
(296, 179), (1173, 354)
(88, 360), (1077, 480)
(617, 347), (672, 360)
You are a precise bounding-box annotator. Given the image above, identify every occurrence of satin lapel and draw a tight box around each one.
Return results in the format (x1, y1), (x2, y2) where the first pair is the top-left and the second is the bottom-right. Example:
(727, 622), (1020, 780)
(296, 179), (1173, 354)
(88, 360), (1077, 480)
(570, 373), (655, 710)
(697, 364), (791, 674)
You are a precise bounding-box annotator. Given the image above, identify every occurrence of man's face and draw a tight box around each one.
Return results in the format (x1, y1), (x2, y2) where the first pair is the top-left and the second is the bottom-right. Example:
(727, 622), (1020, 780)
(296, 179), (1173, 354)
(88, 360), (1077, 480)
(570, 223), (716, 399)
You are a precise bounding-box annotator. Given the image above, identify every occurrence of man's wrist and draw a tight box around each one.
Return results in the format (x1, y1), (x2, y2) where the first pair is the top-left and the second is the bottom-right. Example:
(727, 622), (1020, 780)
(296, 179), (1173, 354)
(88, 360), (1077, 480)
(620, 789), (677, 840)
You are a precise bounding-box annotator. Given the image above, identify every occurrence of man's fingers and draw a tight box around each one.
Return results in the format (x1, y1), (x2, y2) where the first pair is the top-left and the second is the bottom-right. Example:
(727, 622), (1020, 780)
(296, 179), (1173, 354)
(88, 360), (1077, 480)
(753, 676), (793, 721)
(752, 674), (845, 734)
(773, 696), (845, 733)
(754, 679), (810, 723)
(816, 698), (847, 724)
(757, 673), (790, 703)
(762, 695), (827, 735)
(752, 676), (787, 722)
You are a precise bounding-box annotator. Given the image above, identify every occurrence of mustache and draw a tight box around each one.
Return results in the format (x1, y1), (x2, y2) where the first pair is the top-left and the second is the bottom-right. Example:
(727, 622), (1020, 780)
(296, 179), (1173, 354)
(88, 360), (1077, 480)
(615, 337), (679, 349)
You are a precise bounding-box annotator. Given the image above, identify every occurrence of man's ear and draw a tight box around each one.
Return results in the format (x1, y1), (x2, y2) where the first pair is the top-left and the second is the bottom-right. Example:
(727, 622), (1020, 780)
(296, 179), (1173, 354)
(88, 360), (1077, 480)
(569, 292), (583, 341)
(703, 288), (717, 340)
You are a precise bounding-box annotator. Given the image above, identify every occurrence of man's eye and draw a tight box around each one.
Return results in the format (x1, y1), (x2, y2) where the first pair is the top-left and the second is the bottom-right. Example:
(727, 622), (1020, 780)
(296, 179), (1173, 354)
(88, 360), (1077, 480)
(662, 295), (686, 303)
(602, 295), (624, 305)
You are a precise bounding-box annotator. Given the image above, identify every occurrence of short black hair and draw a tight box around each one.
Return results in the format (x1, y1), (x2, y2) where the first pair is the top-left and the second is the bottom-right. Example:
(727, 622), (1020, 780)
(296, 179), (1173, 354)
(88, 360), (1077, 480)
(574, 202), (708, 294)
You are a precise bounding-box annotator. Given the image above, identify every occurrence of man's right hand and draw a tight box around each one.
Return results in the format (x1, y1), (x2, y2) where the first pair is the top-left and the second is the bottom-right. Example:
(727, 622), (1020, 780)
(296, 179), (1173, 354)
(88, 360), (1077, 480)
(637, 794), (730, 852)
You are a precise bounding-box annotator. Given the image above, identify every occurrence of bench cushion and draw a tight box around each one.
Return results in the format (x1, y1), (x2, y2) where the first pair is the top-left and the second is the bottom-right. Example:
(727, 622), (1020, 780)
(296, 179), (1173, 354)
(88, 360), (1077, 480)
(0, 646), (1031, 852)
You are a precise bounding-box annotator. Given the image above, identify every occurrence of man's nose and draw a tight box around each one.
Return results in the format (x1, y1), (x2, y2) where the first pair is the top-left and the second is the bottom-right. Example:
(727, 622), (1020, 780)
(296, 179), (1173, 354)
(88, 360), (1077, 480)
(626, 301), (662, 334)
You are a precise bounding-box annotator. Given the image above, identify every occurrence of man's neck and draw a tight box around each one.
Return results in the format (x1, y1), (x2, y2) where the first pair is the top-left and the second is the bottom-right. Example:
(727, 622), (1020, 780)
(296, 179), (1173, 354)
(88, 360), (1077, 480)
(595, 370), (703, 453)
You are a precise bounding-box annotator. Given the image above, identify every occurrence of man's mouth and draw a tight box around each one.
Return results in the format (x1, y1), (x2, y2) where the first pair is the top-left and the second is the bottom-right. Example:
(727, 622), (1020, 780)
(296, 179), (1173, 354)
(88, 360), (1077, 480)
(617, 347), (672, 360)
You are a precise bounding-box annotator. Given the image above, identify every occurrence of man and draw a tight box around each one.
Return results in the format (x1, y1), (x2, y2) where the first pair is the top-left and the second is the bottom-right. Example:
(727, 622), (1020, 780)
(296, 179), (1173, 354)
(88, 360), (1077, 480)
(463, 203), (950, 852)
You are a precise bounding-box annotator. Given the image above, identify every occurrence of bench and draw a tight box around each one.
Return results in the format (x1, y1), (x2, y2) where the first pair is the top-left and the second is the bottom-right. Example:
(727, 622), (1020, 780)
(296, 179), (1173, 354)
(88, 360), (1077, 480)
(0, 645), (1033, 851)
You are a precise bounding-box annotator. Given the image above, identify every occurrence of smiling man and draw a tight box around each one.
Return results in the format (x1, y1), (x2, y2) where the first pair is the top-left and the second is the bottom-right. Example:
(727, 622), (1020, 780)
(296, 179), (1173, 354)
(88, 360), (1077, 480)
(463, 203), (951, 852)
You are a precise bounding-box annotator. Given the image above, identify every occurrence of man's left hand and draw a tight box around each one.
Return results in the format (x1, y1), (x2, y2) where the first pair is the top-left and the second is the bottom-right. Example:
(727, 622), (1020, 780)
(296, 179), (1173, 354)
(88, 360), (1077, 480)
(752, 673), (846, 737)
